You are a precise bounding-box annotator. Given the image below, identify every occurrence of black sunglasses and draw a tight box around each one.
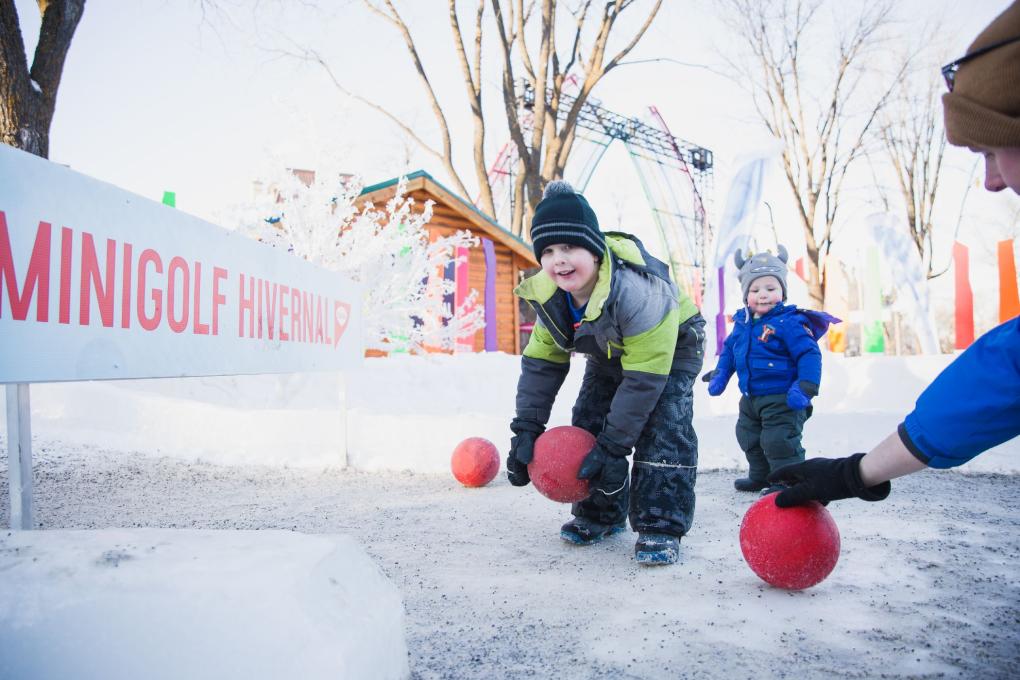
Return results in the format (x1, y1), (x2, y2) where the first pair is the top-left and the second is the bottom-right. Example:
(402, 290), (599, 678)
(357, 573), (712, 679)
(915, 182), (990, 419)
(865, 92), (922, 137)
(942, 34), (1020, 92)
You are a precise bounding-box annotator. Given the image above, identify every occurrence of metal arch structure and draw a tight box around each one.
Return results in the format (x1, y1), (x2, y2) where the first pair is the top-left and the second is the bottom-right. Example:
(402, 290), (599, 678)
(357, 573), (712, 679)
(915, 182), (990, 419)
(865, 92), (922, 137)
(484, 84), (714, 304)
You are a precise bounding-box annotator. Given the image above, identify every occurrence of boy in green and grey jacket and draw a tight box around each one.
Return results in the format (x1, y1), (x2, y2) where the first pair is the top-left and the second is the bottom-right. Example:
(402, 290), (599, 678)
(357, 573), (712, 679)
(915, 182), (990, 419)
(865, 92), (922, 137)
(506, 180), (706, 566)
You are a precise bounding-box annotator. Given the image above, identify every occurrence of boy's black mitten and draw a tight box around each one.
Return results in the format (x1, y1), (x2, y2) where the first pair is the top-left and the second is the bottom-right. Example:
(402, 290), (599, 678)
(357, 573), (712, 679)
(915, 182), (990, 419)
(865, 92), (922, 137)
(507, 418), (544, 487)
(577, 435), (630, 504)
(767, 453), (892, 508)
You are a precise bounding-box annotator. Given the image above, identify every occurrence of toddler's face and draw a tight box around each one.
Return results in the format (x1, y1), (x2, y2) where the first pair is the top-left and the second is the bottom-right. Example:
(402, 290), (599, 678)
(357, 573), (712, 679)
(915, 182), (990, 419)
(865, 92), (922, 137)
(540, 243), (599, 301)
(747, 275), (783, 316)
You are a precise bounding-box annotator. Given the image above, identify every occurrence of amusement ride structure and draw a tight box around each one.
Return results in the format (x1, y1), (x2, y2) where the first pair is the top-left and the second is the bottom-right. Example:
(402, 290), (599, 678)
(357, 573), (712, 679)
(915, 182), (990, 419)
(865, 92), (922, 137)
(484, 81), (715, 303)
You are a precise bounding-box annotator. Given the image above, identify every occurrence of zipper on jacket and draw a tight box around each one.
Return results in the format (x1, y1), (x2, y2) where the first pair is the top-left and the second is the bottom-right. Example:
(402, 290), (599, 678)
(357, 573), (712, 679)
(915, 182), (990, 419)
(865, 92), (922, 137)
(527, 299), (572, 350)
(744, 309), (753, 387)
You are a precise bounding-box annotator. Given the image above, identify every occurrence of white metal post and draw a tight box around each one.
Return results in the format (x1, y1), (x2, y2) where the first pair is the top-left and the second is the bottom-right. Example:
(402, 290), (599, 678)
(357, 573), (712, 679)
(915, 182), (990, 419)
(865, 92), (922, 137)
(338, 373), (349, 469)
(6, 383), (33, 530)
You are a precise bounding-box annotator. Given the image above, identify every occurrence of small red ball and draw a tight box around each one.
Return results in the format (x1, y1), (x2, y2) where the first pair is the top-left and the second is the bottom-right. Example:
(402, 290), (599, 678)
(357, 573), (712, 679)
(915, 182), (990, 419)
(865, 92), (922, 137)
(739, 493), (841, 590)
(451, 437), (500, 487)
(528, 426), (595, 503)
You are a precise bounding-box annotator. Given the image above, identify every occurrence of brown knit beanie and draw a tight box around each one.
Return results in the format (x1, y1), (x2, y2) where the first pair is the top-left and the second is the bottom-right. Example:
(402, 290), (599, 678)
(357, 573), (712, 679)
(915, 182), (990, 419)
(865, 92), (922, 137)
(942, 1), (1020, 148)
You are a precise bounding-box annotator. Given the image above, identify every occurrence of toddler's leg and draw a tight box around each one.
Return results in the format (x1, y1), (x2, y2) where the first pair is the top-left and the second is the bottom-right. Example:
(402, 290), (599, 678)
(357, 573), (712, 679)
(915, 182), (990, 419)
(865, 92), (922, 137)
(734, 395), (770, 489)
(569, 362), (627, 528)
(758, 397), (811, 476)
(629, 368), (698, 537)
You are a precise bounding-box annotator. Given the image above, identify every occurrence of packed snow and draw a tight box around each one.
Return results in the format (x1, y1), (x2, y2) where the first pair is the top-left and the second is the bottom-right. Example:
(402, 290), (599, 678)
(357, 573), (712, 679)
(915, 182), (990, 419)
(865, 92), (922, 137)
(2, 351), (1019, 679)
(0, 530), (407, 680)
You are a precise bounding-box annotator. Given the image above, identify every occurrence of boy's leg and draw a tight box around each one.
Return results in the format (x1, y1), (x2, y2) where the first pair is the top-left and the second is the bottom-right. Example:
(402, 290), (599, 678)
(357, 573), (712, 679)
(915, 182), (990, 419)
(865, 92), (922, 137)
(757, 395), (811, 475)
(569, 362), (628, 529)
(734, 395), (770, 486)
(629, 368), (698, 538)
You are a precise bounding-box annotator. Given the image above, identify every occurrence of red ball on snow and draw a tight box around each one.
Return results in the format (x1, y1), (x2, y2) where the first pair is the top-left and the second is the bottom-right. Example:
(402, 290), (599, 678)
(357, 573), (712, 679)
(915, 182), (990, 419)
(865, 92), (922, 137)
(451, 437), (500, 487)
(528, 426), (594, 503)
(739, 493), (841, 590)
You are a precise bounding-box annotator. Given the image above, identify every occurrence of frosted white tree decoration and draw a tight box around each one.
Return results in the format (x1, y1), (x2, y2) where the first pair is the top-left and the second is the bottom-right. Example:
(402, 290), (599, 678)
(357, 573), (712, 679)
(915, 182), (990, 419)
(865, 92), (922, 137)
(235, 171), (485, 354)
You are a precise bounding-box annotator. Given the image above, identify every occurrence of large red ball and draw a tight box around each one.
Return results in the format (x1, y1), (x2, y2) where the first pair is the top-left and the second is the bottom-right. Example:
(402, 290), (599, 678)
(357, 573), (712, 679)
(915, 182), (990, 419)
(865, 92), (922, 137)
(528, 426), (594, 503)
(739, 493), (841, 590)
(451, 437), (500, 487)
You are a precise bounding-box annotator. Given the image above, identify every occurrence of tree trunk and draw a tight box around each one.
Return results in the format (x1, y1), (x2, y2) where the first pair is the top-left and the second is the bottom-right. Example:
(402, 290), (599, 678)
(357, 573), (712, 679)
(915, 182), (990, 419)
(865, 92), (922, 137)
(0, 0), (85, 159)
(0, 96), (50, 157)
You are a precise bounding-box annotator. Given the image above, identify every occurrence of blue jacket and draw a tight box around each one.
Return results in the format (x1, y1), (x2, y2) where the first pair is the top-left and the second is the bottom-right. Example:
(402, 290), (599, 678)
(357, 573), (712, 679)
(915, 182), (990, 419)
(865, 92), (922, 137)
(899, 316), (1020, 469)
(713, 303), (822, 396)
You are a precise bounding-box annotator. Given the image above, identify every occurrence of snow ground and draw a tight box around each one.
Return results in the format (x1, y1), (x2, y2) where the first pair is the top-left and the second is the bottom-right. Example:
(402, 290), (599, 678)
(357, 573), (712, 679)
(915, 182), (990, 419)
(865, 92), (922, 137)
(3, 352), (1019, 678)
(2, 445), (1018, 680)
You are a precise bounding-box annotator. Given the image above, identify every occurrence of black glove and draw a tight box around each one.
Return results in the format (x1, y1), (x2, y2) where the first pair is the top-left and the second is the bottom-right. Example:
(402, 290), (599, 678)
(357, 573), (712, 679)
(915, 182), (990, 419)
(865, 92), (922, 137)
(507, 418), (544, 487)
(577, 435), (630, 505)
(767, 453), (892, 508)
(701, 369), (716, 383)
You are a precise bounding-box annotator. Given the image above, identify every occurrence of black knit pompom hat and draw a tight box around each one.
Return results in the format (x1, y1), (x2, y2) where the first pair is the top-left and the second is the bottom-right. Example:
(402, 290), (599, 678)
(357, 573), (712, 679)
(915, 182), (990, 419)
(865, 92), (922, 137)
(530, 180), (605, 260)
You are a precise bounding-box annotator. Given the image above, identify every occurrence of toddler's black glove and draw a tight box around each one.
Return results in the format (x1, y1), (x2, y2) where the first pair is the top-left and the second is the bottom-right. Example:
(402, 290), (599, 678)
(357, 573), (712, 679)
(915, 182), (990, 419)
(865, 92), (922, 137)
(507, 418), (544, 487)
(577, 435), (630, 505)
(767, 453), (892, 508)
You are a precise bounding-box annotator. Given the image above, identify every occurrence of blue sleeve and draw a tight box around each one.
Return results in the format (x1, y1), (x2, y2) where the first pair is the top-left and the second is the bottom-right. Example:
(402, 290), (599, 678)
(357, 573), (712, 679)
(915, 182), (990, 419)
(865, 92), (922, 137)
(715, 331), (736, 382)
(784, 315), (822, 386)
(899, 317), (1020, 468)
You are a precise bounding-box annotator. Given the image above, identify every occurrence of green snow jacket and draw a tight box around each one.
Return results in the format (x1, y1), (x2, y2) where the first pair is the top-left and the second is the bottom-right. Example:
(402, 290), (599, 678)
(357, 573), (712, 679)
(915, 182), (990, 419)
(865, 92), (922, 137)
(514, 232), (704, 450)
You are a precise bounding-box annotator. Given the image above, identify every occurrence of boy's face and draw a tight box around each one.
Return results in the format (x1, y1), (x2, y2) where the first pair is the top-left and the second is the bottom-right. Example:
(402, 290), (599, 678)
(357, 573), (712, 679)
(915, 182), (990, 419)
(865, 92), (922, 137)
(975, 147), (1020, 194)
(540, 243), (599, 301)
(746, 275), (783, 316)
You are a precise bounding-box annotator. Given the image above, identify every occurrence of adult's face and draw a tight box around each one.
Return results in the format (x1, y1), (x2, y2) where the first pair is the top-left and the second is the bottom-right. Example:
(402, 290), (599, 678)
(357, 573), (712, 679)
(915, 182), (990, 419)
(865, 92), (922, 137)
(977, 147), (1020, 194)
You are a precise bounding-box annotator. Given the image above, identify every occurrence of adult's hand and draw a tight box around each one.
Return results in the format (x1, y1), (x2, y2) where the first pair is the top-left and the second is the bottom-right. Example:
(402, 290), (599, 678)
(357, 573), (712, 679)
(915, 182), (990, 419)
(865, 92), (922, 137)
(767, 453), (891, 508)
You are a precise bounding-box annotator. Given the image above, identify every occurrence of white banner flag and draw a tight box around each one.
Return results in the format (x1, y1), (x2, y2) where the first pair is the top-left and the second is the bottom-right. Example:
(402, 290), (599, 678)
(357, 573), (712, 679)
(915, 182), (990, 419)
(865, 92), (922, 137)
(866, 212), (940, 354)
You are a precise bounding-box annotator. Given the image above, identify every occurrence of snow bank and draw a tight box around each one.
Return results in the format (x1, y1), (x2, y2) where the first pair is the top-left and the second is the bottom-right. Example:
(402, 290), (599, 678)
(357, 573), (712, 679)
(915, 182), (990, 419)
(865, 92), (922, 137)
(0, 529), (408, 680)
(26, 372), (346, 467)
(6, 351), (1018, 474)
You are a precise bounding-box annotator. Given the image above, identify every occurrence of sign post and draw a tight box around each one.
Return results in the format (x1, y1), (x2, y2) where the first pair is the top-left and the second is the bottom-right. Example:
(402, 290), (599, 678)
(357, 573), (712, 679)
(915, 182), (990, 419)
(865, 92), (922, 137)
(5, 384), (32, 530)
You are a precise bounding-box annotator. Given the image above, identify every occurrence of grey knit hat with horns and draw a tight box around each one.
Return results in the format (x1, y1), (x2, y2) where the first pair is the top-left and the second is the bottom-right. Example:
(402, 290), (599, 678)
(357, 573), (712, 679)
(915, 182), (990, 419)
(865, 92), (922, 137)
(734, 245), (789, 302)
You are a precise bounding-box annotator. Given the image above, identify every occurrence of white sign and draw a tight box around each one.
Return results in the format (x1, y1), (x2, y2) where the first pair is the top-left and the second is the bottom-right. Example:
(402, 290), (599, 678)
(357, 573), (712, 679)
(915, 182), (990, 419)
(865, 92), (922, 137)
(0, 145), (363, 383)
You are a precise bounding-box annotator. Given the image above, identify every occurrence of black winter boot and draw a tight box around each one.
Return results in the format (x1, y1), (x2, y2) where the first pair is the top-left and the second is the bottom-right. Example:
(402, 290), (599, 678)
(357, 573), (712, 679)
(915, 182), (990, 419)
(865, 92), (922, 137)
(734, 477), (769, 492)
(634, 532), (680, 565)
(560, 517), (627, 546)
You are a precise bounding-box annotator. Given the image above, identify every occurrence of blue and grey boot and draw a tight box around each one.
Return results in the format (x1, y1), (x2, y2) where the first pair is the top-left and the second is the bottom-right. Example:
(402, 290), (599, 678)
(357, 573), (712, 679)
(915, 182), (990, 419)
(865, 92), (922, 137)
(560, 517), (627, 546)
(634, 532), (680, 565)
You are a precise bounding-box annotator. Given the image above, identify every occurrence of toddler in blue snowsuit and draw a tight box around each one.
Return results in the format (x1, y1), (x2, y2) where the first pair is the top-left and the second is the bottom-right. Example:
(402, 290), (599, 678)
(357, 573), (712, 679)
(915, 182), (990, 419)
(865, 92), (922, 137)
(703, 246), (837, 493)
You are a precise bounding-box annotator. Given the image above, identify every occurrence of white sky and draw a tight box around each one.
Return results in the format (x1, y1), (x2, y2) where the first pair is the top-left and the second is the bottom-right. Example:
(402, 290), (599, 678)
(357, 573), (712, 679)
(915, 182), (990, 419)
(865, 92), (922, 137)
(13, 0), (1019, 316)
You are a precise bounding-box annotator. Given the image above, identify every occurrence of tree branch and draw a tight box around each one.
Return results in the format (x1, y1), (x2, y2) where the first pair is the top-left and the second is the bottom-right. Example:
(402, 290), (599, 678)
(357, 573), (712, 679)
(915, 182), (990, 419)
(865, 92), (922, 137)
(603, 0), (662, 74)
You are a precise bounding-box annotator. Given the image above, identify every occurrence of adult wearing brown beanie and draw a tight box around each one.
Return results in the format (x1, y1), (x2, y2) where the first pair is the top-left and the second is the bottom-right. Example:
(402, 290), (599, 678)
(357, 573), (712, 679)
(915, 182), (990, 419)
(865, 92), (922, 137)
(764, 2), (1020, 512)
(942, 0), (1020, 191)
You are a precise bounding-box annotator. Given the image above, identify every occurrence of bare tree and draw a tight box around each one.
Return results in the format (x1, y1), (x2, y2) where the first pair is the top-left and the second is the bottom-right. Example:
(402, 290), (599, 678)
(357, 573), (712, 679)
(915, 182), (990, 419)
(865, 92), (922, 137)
(879, 71), (946, 279)
(305, 0), (663, 238)
(0, 0), (85, 158)
(718, 0), (905, 308)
